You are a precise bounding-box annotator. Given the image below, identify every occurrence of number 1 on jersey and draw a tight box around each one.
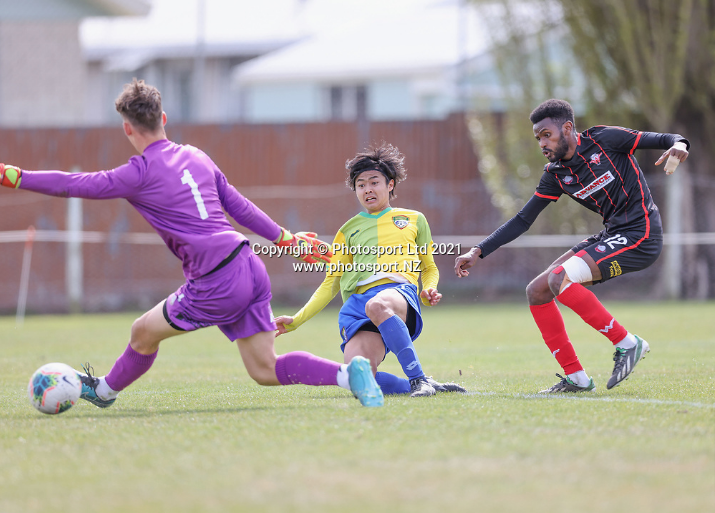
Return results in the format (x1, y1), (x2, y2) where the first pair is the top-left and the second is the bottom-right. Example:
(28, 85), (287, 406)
(181, 169), (209, 220)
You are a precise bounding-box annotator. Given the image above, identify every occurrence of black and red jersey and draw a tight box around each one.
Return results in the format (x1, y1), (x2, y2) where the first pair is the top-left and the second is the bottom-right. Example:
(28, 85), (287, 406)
(478, 126), (689, 258)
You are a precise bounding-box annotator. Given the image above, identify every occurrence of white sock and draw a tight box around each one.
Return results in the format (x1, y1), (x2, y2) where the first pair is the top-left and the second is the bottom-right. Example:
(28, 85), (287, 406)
(616, 332), (637, 350)
(96, 377), (119, 401)
(336, 364), (350, 390)
(567, 370), (591, 387)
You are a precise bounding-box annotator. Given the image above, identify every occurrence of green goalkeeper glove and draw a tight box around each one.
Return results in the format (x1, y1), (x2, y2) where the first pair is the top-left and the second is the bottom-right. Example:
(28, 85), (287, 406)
(274, 228), (332, 264)
(0, 164), (22, 188)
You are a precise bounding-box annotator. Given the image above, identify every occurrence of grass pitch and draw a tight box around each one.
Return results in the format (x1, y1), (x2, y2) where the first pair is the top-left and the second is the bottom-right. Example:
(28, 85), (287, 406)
(1, 302), (713, 513)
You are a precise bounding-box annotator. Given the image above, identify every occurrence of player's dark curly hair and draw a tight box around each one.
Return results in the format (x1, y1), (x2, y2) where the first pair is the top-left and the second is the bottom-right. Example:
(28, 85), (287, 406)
(115, 78), (163, 133)
(529, 99), (575, 129)
(346, 142), (407, 199)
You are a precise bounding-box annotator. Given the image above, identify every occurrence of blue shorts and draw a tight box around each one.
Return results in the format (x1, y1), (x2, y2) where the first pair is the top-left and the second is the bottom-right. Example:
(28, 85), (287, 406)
(338, 282), (423, 354)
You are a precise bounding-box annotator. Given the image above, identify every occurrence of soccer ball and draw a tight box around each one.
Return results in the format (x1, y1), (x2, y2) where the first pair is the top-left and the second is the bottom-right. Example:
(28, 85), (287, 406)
(27, 363), (82, 414)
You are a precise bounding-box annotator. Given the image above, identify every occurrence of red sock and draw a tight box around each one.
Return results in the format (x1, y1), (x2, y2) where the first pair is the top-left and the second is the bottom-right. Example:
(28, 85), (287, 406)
(556, 283), (627, 344)
(530, 301), (583, 374)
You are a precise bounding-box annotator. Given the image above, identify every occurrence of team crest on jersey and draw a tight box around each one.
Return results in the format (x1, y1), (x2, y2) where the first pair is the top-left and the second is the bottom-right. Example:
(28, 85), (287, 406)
(595, 244), (607, 253)
(563, 175), (574, 184)
(609, 261), (622, 278)
(589, 152), (602, 165)
(392, 215), (410, 229)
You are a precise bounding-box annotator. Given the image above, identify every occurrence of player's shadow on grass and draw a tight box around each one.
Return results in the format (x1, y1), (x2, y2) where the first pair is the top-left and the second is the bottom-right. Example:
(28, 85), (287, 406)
(71, 394), (365, 418)
(72, 405), (276, 418)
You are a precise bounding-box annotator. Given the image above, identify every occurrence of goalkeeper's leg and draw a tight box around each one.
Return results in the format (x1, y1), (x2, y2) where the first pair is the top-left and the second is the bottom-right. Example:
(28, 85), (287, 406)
(236, 331), (383, 407)
(78, 300), (184, 407)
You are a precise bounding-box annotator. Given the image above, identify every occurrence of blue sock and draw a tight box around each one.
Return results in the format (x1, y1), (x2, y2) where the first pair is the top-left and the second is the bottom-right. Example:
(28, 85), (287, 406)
(375, 371), (410, 395)
(377, 314), (424, 380)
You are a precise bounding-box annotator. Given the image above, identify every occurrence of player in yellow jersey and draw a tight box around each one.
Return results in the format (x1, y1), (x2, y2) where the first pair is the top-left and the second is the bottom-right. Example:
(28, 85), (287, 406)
(275, 143), (465, 398)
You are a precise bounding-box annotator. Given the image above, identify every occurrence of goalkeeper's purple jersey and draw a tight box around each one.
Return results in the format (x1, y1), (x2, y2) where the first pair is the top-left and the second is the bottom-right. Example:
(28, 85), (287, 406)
(20, 139), (281, 280)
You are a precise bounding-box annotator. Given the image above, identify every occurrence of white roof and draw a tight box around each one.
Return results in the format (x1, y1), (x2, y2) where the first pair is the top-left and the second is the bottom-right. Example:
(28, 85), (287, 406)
(234, 0), (490, 84)
(81, 0), (490, 78)
(82, 0), (322, 53)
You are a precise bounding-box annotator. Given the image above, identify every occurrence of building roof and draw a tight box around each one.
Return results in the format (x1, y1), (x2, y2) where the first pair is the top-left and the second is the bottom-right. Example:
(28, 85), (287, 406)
(233, 0), (490, 85)
(81, 0), (308, 68)
(80, 0), (489, 78)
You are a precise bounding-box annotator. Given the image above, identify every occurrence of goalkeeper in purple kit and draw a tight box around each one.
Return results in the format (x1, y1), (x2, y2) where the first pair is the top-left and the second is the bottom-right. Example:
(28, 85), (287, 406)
(0, 78), (384, 408)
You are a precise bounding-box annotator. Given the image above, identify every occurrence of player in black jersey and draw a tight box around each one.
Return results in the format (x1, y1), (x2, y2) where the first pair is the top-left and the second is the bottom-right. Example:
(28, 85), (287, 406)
(454, 99), (689, 393)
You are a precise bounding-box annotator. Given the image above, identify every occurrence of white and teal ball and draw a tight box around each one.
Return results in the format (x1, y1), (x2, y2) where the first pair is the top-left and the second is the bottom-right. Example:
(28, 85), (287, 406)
(28, 363), (81, 414)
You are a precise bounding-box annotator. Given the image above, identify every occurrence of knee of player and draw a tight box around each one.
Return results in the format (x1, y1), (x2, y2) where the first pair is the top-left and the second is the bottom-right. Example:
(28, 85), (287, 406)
(129, 315), (148, 342)
(526, 277), (551, 303)
(555, 256), (594, 292)
(250, 372), (276, 386)
(128, 317), (152, 352)
(245, 359), (277, 386)
(547, 269), (565, 296)
(364, 296), (391, 320)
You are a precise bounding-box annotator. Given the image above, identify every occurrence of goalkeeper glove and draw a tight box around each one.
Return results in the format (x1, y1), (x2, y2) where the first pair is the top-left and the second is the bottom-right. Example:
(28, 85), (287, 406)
(0, 164), (22, 188)
(274, 228), (332, 264)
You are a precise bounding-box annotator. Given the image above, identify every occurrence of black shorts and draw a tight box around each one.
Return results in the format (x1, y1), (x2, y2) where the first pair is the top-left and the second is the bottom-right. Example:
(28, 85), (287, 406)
(571, 229), (663, 284)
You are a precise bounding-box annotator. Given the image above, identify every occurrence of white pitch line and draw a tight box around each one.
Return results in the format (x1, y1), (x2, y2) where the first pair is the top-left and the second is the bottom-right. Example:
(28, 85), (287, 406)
(464, 391), (715, 409)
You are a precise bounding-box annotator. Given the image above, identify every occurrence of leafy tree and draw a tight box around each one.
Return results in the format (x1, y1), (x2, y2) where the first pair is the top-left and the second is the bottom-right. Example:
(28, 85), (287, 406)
(469, 0), (715, 297)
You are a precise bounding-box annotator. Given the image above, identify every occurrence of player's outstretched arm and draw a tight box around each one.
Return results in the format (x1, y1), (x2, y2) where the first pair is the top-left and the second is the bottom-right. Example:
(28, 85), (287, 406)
(454, 246), (482, 278)
(274, 228), (332, 264)
(0, 164), (22, 188)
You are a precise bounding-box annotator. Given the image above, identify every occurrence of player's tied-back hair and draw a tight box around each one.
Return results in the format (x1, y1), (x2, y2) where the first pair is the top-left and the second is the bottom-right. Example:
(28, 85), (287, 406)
(346, 142), (407, 199)
(529, 99), (575, 129)
(115, 78), (163, 133)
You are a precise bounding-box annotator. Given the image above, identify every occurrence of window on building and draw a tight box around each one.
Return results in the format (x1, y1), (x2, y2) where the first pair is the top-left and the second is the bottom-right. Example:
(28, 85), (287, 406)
(328, 85), (367, 121)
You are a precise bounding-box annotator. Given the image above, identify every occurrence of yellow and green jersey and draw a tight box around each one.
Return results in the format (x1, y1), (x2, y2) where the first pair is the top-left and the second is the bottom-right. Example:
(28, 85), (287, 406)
(287, 207), (439, 331)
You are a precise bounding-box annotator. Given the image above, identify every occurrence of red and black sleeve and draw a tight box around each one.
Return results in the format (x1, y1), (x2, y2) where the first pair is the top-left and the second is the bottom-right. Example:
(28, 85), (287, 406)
(587, 125), (689, 154)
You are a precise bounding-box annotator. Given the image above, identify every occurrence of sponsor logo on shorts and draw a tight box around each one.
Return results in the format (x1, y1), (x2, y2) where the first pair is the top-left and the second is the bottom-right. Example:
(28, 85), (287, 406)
(341, 327), (347, 342)
(169, 293), (184, 305)
(563, 175), (574, 184)
(574, 171), (614, 200)
(589, 152), (602, 165)
(392, 215), (410, 229)
(609, 261), (622, 277)
(595, 244), (607, 253)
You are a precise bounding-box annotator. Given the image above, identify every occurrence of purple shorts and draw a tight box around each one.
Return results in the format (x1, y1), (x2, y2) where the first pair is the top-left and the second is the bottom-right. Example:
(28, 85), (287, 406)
(163, 245), (276, 341)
